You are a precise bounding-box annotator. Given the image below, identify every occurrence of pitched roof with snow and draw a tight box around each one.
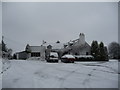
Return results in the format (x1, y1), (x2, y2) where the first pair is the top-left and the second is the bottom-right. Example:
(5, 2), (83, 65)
(43, 43), (64, 50)
(29, 46), (45, 52)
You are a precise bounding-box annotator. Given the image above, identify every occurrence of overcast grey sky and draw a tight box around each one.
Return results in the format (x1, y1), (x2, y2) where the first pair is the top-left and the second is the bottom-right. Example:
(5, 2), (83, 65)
(0, 2), (2, 42)
(2, 2), (118, 53)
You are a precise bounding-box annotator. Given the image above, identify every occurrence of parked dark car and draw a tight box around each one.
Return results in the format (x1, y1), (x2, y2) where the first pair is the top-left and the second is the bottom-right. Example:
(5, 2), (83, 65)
(46, 52), (59, 62)
(61, 55), (75, 63)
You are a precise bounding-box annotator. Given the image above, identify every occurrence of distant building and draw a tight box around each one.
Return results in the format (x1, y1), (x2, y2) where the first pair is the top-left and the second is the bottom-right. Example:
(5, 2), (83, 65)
(16, 51), (28, 60)
(70, 33), (91, 55)
(43, 42), (64, 51)
(60, 33), (91, 56)
(27, 45), (46, 59)
(16, 45), (46, 60)
(15, 33), (91, 60)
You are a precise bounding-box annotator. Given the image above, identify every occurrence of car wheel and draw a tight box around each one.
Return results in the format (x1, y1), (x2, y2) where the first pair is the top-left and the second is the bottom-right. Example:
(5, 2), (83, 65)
(71, 61), (74, 63)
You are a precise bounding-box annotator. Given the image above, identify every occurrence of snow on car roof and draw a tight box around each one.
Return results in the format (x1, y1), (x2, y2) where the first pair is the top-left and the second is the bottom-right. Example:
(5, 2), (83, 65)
(50, 52), (58, 57)
(62, 55), (75, 58)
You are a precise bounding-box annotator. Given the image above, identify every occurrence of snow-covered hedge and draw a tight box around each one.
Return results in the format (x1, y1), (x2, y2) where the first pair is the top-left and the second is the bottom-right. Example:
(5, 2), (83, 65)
(74, 55), (94, 61)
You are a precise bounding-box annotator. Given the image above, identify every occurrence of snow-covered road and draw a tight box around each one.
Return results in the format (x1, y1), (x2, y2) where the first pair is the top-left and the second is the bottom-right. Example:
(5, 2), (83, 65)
(2, 60), (118, 88)
(0, 58), (2, 89)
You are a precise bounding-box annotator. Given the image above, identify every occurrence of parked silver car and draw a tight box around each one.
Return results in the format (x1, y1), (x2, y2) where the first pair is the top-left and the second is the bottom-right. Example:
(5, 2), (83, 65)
(46, 52), (59, 62)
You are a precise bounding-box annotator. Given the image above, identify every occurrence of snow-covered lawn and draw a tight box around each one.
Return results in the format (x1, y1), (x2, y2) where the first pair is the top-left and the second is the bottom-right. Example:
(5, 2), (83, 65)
(2, 59), (118, 88)
(0, 58), (2, 89)
(118, 61), (120, 88)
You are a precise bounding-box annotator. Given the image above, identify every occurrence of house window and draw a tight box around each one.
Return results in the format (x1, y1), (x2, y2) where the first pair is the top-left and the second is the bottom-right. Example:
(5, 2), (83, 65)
(31, 52), (40, 57)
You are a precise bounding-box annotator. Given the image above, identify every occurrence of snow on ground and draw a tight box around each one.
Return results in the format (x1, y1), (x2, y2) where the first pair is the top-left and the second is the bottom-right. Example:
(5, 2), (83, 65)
(0, 58), (11, 89)
(118, 60), (120, 88)
(0, 58), (2, 89)
(2, 59), (118, 88)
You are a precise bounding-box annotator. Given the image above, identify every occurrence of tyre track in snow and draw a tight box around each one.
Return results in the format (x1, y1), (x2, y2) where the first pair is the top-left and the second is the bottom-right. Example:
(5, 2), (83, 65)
(82, 68), (97, 88)
(15, 61), (50, 88)
(74, 63), (96, 88)
(36, 62), (104, 88)
(59, 68), (79, 88)
(33, 63), (86, 88)
(5, 60), (38, 88)
(0, 60), (11, 74)
(74, 61), (118, 88)
(83, 64), (118, 74)
(3, 60), (118, 88)
(80, 61), (118, 88)
(41, 63), (95, 88)
(32, 64), (74, 88)
(77, 61), (118, 74)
